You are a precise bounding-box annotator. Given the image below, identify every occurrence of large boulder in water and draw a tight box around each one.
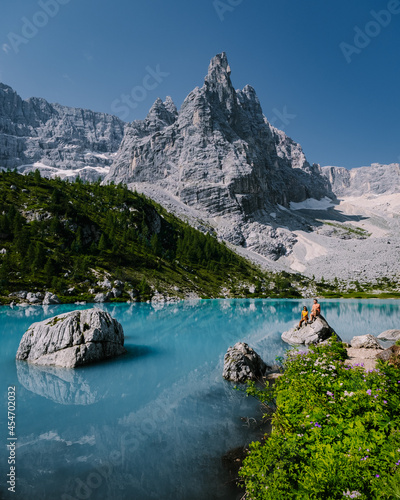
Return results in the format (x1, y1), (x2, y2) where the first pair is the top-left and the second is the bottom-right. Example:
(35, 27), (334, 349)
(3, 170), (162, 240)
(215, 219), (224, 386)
(281, 316), (338, 346)
(223, 342), (270, 383)
(16, 308), (126, 368)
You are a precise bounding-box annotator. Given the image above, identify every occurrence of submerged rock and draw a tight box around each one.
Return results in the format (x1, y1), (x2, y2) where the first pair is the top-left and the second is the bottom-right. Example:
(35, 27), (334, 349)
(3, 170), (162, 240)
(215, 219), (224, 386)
(281, 316), (338, 346)
(16, 308), (126, 368)
(377, 329), (400, 341)
(350, 334), (382, 350)
(223, 342), (270, 383)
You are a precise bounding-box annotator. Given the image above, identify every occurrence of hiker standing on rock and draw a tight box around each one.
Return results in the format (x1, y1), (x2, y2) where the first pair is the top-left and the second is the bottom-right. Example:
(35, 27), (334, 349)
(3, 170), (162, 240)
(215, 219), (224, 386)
(310, 299), (321, 323)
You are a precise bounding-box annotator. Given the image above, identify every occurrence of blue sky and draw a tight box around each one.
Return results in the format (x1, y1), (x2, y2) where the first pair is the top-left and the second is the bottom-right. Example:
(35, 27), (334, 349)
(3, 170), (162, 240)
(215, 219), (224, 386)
(1, 0), (399, 168)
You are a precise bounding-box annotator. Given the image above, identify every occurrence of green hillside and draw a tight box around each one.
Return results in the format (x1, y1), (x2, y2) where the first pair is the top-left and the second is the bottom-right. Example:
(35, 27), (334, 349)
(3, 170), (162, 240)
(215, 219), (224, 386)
(0, 170), (305, 304)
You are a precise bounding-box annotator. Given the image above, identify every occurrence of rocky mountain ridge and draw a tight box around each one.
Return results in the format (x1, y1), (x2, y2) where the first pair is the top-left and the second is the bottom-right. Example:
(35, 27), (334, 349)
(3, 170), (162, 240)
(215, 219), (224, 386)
(1, 55), (399, 285)
(0, 82), (126, 181)
(103, 53), (400, 281)
(321, 163), (400, 197)
(104, 53), (334, 258)
(105, 53), (332, 210)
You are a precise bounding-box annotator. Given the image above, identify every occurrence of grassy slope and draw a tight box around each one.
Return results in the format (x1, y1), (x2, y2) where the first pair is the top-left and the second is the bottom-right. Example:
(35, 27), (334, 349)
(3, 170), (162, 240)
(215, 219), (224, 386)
(0, 170), (307, 303)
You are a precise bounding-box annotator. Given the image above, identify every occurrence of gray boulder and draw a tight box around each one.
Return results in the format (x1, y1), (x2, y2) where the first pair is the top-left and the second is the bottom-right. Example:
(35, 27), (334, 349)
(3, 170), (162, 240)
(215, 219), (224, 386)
(94, 292), (112, 303)
(376, 345), (400, 363)
(42, 292), (60, 305)
(16, 308), (126, 368)
(26, 292), (44, 304)
(377, 329), (400, 341)
(111, 287), (122, 298)
(350, 334), (383, 349)
(281, 316), (338, 346)
(97, 278), (112, 290)
(223, 342), (270, 383)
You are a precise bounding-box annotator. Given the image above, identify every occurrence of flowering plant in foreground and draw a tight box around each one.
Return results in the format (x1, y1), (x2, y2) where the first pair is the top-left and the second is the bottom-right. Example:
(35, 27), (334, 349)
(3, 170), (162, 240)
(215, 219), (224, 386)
(239, 337), (400, 499)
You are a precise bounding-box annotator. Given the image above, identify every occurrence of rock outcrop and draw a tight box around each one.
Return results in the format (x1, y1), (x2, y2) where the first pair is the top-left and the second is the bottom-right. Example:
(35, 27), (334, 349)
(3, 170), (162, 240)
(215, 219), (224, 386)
(377, 329), (400, 341)
(350, 334), (383, 350)
(16, 308), (126, 368)
(104, 53), (333, 259)
(94, 292), (112, 303)
(43, 292), (60, 305)
(26, 292), (44, 304)
(376, 345), (400, 367)
(0, 83), (126, 180)
(321, 163), (400, 197)
(281, 316), (338, 346)
(223, 342), (269, 382)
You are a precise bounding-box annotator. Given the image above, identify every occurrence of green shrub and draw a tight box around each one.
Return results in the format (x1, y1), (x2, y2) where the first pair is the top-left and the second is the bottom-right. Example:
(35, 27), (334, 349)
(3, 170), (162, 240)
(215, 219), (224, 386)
(239, 338), (400, 499)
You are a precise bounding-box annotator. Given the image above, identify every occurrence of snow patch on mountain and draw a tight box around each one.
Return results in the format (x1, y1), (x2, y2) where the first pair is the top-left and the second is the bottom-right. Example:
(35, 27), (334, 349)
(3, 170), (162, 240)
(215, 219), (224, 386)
(8, 163), (111, 181)
(0, 82), (126, 179)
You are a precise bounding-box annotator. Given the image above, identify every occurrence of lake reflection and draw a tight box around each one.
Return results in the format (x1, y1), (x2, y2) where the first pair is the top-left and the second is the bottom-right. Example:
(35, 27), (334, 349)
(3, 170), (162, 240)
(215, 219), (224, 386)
(0, 299), (399, 499)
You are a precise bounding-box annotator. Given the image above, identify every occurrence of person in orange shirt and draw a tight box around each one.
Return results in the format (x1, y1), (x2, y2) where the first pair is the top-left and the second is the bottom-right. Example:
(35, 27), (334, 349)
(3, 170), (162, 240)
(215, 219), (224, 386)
(298, 306), (309, 328)
(310, 299), (321, 322)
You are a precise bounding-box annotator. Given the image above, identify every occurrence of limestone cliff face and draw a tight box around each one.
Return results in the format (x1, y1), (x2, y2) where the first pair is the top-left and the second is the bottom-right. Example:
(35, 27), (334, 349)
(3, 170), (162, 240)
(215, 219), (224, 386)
(0, 83), (126, 180)
(321, 163), (400, 197)
(105, 53), (332, 219)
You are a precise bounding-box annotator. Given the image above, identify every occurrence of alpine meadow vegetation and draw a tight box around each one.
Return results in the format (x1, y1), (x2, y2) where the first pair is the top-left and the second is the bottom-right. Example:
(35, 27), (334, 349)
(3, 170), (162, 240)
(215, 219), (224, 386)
(239, 338), (400, 499)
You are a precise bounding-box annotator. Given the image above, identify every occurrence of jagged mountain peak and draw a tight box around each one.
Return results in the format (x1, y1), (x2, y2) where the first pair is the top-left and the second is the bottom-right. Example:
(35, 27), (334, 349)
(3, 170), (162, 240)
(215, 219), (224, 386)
(146, 97), (178, 131)
(163, 96), (178, 116)
(241, 84), (256, 96)
(203, 53), (237, 116)
(0, 82), (15, 92)
(205, 52), (232, 82)
(104, 53), (333, 258)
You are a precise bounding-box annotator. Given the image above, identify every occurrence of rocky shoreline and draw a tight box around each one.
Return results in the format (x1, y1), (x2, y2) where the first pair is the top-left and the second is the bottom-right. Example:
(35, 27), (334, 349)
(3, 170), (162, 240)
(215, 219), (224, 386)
(4, 285), (185, 308)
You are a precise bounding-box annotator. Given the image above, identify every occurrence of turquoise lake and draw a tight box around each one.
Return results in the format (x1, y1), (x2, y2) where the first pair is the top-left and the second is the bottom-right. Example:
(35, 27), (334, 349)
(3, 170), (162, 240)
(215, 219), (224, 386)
(1, 299), (399, 500)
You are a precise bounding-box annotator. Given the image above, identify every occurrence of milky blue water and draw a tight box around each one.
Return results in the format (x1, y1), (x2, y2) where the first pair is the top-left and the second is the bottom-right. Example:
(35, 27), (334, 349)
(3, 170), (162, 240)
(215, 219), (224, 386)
(0, 299), (399, 500)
